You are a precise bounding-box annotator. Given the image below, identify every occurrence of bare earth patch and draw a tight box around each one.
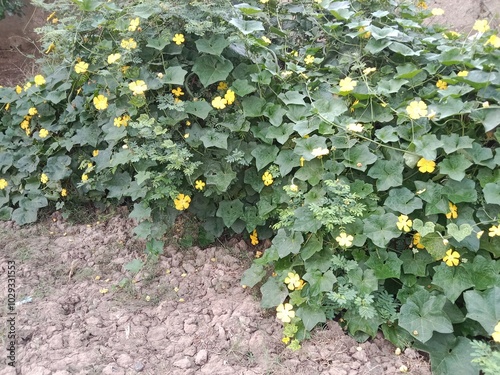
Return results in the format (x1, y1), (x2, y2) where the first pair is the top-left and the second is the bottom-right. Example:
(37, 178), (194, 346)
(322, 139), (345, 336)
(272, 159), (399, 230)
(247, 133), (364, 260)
(1, 215), (431, 375)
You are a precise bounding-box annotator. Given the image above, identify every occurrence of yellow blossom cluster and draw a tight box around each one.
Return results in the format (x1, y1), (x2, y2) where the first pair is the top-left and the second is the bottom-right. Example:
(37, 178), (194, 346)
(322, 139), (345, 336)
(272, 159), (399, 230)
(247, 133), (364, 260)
(250, 229), (258, 245)
(406, 100), (428, 119)
(172, 33), (185, 45)
(339, 77), (357, 92)
(195, 180), (205, 190)
(443, 249), (460, 267)
(446, 202), (458, 219)
(492, 322), (500, 342)
(0, 178), (8, 190)
(284, 272), (305, 291)
(397, 215), (412, 232)
(417, 158), (436, 173)
(113, 114), (131, 127)
(336, 232), (354, 247)
(120, 38), (137, 50)
(413, 233), (425, 249)
(276, 303), (295, 323)
(74, 61), (89, 74)
(262, 170), (273, 186)
(93, 95), (108, 110)
(128, 80), (148, 95)
(211, 89), (236, 109)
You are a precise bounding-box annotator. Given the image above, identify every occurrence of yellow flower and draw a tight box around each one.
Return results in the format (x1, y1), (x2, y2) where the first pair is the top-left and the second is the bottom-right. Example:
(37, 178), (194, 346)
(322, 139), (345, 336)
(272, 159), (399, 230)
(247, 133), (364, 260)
(473, 20), (490, 33)
(82, 174), (89, 182)
(28, 107), (38, 116)
(4, 103), (9, 111)
(171, 87), (184, 97)
(174, 193), (191, 211)
(93, 95), (108, 110)
(39, 129), (49, 138)
(445, 202), (458, 219)
(92, 150), (99, 157)
(34, 75), (46, 86)
(311, 147), (329, 158)
(74, 61), (89, 74)
(284, 272), (302, 290)
(339, 77), (357, 92)
(482, 101), (490, 108)
(358, 27), (371, 38)
(41, 173), (49, 184)
(290, 184), (298, 192)
(128, 17), (140, 32)
(488, 225), (500, 237)
(436, 80), (448, 90)
(107, 53), (121, 64)
(417, 1), (427, 9)
(128, 80), (148, 95)
(15, 85), (22, 94)
(99, 288), (109, 294)
(363, 67), (376, 75)
(304, 55), (315, 65)
(397, 215), (412, 232)
(261, 36), (271, 44)
(250, 229), (259, 245)
(24, 82), (32, 91)
(492, 322), (500, 343)
(262, 171), (273, 186)
(172, 33), (185, 45)
(413, 233), (425, 249)
(417, 157), (436, 173)
(217, 82), (228, 90)
(443, 249), (460, 267)
(45, 43), (55, 54)
(300, 156), (305, 167)
(184, 133), (189, 139)
(406, 100), (428, 119)
(336, 232), (354, 247)
(431, 8), (444, 16)
(195, 180), (205, 190)
(476, 230), (484, 239)
(457, 70), (469, 77)
(120, 38), (137, 50)
(485, 34), (500, 48)
(282, 337), (291, 344)
(276, 303), (295, 323)
(260, 0), (269, 3)
(212, 96), (227, 109)
(224, 89), (236, 105)
(47, 11), (56, 21)
(0, 178), (8, 189)
(61, 188), (67, 197)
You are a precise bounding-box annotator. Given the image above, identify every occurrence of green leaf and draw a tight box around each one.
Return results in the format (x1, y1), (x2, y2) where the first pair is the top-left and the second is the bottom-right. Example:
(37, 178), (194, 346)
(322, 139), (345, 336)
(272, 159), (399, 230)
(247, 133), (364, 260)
(192, 55), (233, 87)
(443, 179), (477, 203)
(429, 98), (465, 119)
(263, 104), (287, 127)
(471, 108), (500, 132)
(162, 66), (188, 85)
(241, 263), (266, 288)
(146, 239), (164, 255)
(124, 259), (144, 274)
(342, 144), (377, 171)
(231, 79), (255, 96)
(45, 155), (72, 181)
(344, 309), (382, 338)
(273, 229), (304, 257)
(413, 134), (443, 161)
(200, 129), (228, 149)
(464, 286), (500, 333)
(388, 42), (419, 56)
(11, 206), (38, 225)
(399, 289), (453, 343)
(413, 219), (435, 237)
(278, 91), (306, 106)
(313, 97), (348, 122)
(229, 18), (264, 34)
(400, 249), (434, 277)
(131, 3), (157, 17)
(447, 223), (473, 242)
(216, 199), (244, 227)
(275, 149), (300, 175)
(242, 96), (267, 117)
(432, 263), (474, 303)
(395, 63), (423, 79)
(0, 206), (13, 220)
(195, 35), (230, 55)
(364, 38), (392, 54)
(438, 154), (472, 181)
(303, 270), (337, 297)
(441, 134), (474, 154)
(365, 249), (403, 279)
(367, 159), (404, 191)
(146, 37), (169, 50)
(377, 79), (409, 95)
(483, 182), (500, 205)
(184, 101), (212, 119)
(420, 232), (448, 260)
(296, 305), (326, 331)
(363, 213), (401, 248)
(260, 277), (288, 308)
(129, 202), (151, 221)
(384, 187), (422, 214)
(106, 172), (131, 199)
(251, 144), (279, 171)
(300, 234), (323, 261)
(348, 268), (378, 295)
(414, 334), (480, 375)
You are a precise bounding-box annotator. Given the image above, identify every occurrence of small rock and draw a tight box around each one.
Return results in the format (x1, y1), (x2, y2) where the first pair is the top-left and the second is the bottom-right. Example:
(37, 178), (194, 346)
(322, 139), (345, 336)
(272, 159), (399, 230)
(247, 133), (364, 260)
(352, 349), (368, 362)
(184, 322), (197, 335)
(134, 362), (145, 372)
(173, 357), (194, 369)
(195, 350), (208, 365)
(116, 354), (133, 368)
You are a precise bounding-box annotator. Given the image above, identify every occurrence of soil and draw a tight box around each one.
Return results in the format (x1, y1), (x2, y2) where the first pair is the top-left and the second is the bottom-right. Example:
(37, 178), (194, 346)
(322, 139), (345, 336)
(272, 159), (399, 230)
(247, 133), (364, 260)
(0, 213), (432, 375)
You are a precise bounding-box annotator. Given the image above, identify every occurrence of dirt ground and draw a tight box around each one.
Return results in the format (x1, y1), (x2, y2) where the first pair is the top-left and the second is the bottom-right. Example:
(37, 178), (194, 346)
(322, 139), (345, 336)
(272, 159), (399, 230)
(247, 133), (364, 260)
(0, 213), (432, 375)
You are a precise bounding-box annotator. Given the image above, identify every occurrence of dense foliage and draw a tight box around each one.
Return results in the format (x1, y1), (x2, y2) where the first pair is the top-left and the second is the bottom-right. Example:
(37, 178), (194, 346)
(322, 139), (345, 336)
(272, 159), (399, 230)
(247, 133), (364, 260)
(1, 0), (500, 373)
(0, 0), (24, 19)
